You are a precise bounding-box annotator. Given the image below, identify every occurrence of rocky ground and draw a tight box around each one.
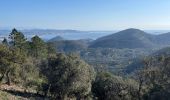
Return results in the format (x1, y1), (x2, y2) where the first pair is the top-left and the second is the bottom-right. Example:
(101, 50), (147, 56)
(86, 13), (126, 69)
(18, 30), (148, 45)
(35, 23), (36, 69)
(0, 84), (48, 100)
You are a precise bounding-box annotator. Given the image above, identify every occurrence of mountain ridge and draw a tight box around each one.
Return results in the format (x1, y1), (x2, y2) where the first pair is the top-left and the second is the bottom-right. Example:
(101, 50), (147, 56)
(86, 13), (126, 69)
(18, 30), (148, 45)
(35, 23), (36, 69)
(89, 28), (170, 49)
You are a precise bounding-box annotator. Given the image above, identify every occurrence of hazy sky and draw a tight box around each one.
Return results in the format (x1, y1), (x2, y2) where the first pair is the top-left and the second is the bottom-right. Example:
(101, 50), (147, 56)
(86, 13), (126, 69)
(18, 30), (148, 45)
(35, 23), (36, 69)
(1, 0), (170, 30)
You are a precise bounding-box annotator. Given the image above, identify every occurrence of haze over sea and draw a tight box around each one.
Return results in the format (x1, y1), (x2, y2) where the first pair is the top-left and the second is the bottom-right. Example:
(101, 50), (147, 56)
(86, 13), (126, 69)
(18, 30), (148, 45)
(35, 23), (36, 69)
(0, 29), (170, 41)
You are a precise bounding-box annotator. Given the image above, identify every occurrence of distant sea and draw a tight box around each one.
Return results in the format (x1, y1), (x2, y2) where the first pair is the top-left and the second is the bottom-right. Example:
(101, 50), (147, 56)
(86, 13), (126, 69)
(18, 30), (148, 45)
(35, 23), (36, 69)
(0, 30), (115, 41)
(0, 29), (170, 41)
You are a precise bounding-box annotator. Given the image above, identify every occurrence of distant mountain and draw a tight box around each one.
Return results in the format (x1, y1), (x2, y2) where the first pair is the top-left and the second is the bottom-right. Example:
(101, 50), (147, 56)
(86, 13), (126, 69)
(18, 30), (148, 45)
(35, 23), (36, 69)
(78, 38), (93, 45)
(48, 36), (64, 42)
(89, 28), (155, 49)
(48, 40), (88, 53)
(155, 32), (170, 45)
(89, 28), (170, 49)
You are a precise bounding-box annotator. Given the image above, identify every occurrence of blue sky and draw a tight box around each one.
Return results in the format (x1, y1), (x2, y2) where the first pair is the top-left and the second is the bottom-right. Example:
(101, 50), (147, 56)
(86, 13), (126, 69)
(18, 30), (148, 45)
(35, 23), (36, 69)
(1, 0), (170, 30)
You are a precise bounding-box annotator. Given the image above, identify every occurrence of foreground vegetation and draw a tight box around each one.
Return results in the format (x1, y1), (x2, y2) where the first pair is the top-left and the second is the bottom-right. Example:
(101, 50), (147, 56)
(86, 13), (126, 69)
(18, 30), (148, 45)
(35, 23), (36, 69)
(0, 29), (170, 100)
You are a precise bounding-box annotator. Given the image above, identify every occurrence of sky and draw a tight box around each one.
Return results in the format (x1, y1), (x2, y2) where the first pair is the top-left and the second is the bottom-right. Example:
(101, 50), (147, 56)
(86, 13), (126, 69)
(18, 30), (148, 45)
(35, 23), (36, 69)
(1, 0), (170, 30)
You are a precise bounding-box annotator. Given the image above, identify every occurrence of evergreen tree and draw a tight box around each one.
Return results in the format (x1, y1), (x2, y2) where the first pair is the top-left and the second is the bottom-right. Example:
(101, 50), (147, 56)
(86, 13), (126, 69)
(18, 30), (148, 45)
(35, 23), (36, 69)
(41, 53), (95, 99)
(9, 28), (27, 51)
(30, 35), (47, 58)
(2, 38), (8, 46)
(0, 45), (26, 85)
(92, 72), (139, 100)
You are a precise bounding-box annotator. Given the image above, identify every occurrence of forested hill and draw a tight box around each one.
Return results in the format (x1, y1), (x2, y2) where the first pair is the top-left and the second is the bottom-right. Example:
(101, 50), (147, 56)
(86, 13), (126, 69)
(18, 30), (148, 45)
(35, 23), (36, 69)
(47, 36), (64, 42)
(89, 28), (170, 49)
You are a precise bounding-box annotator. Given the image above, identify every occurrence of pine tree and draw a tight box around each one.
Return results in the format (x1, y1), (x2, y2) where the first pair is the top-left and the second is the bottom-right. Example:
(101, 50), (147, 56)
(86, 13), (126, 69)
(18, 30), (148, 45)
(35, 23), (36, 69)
(9, 28), (27, 51)
(2, 38), (8, 46)
(30, 35), (47, 58)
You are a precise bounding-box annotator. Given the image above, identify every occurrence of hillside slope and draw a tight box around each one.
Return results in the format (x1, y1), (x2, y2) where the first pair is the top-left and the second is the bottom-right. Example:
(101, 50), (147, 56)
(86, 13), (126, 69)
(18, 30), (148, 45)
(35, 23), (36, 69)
(48, 36), (64, 42)
(48, 40), (88, 52)
(89, 28), (170, 49)
(89, 28), (155, 48)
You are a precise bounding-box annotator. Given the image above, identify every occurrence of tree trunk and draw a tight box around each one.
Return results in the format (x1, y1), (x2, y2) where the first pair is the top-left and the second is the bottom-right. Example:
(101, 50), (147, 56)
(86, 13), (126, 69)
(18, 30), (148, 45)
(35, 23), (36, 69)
(0, 72), (5, 82)
(59, 94), (68, 100)
(62, 94), (68, 100)
(138, 82), (142, 100)
(76, 96), (81, 100)
(6, 70), (11, 85)
(45, 84), (51, 97)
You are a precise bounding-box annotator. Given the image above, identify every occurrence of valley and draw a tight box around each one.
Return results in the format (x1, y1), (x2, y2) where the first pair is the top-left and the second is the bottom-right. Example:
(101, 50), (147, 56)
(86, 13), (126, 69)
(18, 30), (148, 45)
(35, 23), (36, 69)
(46, 28), (170, 75)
